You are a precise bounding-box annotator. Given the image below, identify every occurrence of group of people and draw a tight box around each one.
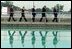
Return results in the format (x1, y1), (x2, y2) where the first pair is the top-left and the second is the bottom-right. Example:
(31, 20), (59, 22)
(8, 6), (58, 22)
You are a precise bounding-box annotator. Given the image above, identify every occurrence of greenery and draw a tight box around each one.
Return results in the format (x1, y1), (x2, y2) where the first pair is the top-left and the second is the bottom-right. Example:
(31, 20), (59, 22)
(55, 4), (64, 11)
(29, 4), (64, 13)
(1, 1), (71, 12)
(1, 1), (21, 11)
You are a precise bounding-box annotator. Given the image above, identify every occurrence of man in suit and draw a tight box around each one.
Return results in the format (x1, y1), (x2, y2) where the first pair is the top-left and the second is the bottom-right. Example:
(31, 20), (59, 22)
(8, 6), (16, 22)
(52, 7), (58, 22)
(40, 6), (48, 22)
(19, 7), (27, 22)
(32, 6), (36, 22)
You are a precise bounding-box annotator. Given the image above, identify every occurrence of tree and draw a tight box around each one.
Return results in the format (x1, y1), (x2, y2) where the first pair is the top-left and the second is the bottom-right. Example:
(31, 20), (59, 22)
(46, 7), (52, 13)
(5, 1), (13, 7)
(55, 4), (64, 12)
(36, 8), (41, 13)
(1, 1), (21, 11)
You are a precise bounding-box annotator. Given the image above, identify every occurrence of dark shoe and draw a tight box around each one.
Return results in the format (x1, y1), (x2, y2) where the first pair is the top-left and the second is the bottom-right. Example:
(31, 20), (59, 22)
(40, 18), (42, 22)
(56, 20), (58, 22)
(52, 20), (54, 22)
(40, 21), (41, 22)
(46, 20), (48, 22)
(19, 20), (21, 22)
(25, 20), (27, 22)
(8, 20), (10, 22)
(14, 20), (16, 22)
(33, 20), (34, 22)
(19, 18), (22, 22)
(33, 20), (35, 22)
(19, 19), (21, 22)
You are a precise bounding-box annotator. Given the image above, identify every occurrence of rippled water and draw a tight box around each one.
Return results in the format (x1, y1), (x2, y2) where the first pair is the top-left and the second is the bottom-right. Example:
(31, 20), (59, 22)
(1, 29), (71, 48)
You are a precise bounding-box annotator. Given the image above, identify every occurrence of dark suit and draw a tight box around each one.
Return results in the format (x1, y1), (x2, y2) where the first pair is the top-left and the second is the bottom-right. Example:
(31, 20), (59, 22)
(32, 8), (36, 22)
(42, 8), (46, 17)
(40, 7), (48, 22)
(19, 9), (27, 22)
(8, 8), (16, 21)
(52, 8), (58, 22)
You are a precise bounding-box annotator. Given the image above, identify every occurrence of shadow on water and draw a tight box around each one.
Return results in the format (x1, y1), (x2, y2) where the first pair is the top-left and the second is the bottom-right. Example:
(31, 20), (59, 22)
(39, 31), (48, 48)
(8, 30), (15, 48)
(31, 31), (36, 48)
(19, 31), (27, 47)
(52, 31), (59, 48)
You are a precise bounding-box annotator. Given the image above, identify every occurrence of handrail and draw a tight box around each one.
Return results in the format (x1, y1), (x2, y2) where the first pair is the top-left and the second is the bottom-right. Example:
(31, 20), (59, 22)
(1, 12), (71, 22)
(1, 12), (71, 14)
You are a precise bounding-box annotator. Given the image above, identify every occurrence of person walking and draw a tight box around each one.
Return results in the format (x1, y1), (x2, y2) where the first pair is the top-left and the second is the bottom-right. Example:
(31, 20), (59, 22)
(32, 6), (36, 22)
(40, 6), (48, 22)
(19, 7), (27, 22)
(52, 7), (58, 22)
(8, 6), (16, 22)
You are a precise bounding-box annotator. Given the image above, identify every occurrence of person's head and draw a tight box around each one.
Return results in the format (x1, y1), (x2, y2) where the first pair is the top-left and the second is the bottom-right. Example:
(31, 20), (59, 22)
(44, 6), (46, 8)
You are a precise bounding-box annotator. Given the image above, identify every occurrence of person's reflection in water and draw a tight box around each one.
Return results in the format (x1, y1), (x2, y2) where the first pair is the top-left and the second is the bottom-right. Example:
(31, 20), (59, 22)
(52, 31), (58, 48)
(19, 31), (27, 47)
(39, 31), (48, 48)
(31, 31), (36, 48)
(8, 30), (15, 48)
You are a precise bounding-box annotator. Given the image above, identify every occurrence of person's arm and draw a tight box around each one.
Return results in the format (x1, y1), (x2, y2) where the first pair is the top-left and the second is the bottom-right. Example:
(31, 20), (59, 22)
(24, 31), (27, 36)
(19, 31), (22, 36)
(8, 7), (10, 14)
(10, 8), (11, 13)
(31, 31), (35, 36)
(52, 31), (58, 36)
(39, 31), (43, 37)
(45, 31), (48, 36)
(52, 31), (56, 36)
(12, 8), (14, 14)
(56, 31), (58, 36)
(8, 30), (11, 36)
(12, 31), (15, 36)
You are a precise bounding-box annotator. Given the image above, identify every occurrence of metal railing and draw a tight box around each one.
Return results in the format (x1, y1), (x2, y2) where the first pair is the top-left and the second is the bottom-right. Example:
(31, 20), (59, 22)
(1, 12), (71, 14)
(1, 12), (71, 22)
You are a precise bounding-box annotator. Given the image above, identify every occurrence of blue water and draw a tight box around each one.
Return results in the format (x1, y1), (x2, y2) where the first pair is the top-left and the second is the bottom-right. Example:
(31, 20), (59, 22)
(1, 30), (71, 48)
